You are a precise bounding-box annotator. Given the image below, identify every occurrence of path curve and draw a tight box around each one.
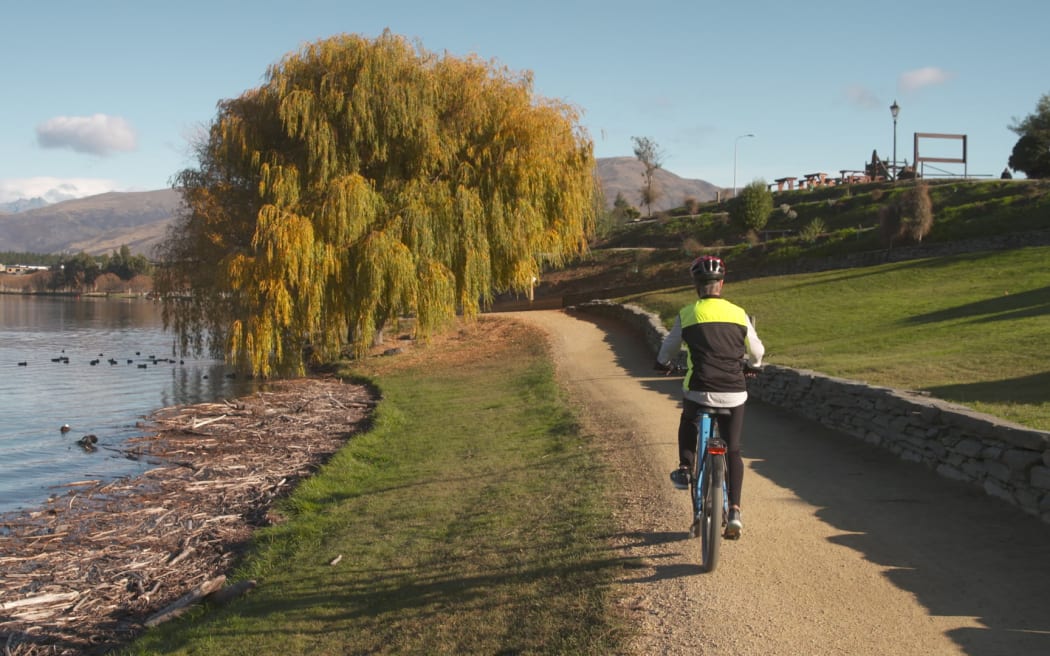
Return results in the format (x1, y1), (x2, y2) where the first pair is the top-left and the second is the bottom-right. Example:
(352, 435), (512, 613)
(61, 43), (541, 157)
(500, 308), (1050, 656)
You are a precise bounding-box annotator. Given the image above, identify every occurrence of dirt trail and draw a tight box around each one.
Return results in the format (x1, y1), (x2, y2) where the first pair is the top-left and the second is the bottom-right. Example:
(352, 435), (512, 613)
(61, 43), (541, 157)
(502, 309), (1050, 656)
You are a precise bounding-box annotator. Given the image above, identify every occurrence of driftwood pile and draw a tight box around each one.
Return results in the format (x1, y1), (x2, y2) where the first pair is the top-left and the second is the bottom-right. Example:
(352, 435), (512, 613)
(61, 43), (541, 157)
(0, 376), (376, 655)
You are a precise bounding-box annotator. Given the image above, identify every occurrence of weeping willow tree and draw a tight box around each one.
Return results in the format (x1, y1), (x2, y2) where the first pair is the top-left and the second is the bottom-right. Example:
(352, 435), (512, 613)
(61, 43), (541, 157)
(156, 31), (598, 377)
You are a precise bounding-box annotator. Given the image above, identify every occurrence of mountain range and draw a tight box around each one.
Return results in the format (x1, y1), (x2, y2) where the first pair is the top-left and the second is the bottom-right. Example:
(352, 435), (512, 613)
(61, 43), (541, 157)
(0, 159), (721, 256)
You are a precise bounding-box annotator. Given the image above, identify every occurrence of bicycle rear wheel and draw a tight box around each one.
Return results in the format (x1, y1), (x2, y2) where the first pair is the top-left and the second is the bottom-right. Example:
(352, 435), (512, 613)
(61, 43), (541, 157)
(701, 452), (724, 573)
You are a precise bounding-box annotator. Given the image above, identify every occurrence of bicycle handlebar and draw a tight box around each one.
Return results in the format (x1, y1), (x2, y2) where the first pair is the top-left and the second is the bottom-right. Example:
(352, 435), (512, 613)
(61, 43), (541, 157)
(654, 359), (763, 377)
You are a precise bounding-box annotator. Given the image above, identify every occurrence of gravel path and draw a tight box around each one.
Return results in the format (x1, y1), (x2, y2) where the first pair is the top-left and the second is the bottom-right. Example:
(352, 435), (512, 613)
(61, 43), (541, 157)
(504, 309), (1050, 656)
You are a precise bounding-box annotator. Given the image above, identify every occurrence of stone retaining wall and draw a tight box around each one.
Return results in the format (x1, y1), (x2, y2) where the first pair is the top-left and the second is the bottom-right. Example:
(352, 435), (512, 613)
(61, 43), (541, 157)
(572, 299), (1050, 524)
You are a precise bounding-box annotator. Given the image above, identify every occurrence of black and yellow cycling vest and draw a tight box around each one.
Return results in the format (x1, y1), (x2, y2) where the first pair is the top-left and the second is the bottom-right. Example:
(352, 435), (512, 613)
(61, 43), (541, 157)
(679, 296), (750, 394)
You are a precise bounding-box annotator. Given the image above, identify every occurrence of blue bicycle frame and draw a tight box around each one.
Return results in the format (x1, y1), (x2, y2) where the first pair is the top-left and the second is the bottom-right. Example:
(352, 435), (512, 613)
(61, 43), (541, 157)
(692, 411), (728, 521)
(691, 406), (730, 571)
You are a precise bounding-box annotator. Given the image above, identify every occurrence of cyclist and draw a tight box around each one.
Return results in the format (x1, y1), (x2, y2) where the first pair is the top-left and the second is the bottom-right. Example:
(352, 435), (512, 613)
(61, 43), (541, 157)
(654, 255), (764, 538)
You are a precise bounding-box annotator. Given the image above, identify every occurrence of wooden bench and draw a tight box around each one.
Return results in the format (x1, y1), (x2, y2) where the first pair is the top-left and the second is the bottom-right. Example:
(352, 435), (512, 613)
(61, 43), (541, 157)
(802, 172), (829, 188)
(838, 170), (871, 184)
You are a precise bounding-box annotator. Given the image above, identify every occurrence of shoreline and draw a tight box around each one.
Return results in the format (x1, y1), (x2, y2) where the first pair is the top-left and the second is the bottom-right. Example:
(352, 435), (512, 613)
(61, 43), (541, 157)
(0, 289), (153, 298)
(0, 376), (377, 655)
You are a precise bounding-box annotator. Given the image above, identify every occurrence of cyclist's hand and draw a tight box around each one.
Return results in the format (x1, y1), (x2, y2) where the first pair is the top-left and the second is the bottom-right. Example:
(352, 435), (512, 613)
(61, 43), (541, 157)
(743, 363), (763, 379)
(654, 360), (674, 376)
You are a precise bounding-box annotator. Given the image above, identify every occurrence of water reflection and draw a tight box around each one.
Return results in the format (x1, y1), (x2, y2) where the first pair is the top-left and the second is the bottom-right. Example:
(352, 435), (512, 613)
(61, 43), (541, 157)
(0, 294), (259, 514)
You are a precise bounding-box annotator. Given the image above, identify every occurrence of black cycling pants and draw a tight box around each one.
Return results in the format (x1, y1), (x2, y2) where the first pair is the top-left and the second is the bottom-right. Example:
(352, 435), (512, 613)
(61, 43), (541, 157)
(677, 399), (745, 508)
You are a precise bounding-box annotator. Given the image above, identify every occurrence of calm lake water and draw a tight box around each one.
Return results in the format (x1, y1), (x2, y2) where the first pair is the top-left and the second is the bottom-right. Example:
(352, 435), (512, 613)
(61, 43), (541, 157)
(0, 295), (258, 514)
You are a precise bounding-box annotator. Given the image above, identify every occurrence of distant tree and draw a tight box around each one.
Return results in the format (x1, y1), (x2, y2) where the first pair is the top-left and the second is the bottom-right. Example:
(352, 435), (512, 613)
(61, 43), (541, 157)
(156, 31), (598, 376)
(683, 196), (700, 215)
(127, 274), (153, 295)
(0, 252), (62, 267)
(729, 180), (773, 233)
(50, 253), (101, 291)
(29, 271), (51, 293)
(94, 272), (125, 294)
(594, 192), (637, 237)
(1008, 92), (1050, 178)
(102, 245), (146, 280)
(632, 136), (663, 217)
(612, 192), (640, 220)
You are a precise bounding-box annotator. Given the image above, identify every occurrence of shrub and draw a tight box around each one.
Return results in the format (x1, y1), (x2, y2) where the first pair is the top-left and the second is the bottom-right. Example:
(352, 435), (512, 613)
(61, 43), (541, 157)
(730, 180), (774, 233)
(800, 218), (826, 243)
(879, 204), (902, 247)
(682, 237), (703, 254)
(879, 180), (934, 246)
(768, 245), (803, 261)
(900, 181), (934, 242)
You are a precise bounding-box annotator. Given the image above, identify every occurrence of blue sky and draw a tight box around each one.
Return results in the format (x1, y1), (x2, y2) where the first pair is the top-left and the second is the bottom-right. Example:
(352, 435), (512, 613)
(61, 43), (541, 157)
(1, 0), (1046, 204)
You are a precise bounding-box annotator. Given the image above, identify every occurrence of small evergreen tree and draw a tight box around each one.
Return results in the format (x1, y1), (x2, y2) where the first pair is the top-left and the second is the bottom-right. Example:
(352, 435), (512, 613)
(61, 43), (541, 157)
(730, 180), (773, 234)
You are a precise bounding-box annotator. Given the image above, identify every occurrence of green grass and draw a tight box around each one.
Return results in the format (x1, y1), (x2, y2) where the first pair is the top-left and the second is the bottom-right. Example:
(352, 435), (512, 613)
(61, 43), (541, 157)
(622, 245), (1050, 430)
(121, 320), (631, 655)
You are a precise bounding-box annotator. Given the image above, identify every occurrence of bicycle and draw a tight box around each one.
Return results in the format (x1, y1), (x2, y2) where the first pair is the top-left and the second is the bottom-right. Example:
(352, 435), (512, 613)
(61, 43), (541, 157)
(663, 359), (760, 573)
(689, 404), (731, 573)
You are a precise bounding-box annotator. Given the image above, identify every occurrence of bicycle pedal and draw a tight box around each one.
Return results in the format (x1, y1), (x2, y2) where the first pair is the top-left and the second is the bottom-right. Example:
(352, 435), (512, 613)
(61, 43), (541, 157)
(689, 518), (700, 538)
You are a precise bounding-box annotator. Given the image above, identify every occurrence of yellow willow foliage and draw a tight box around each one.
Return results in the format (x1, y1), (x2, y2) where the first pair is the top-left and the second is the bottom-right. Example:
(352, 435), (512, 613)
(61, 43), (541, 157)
(344, 228), (420, 348)
(317, 173), (381, 246)
(414, 257), (456, 337)
(257, 163), (300, 209)
(161, 30), (597, 375)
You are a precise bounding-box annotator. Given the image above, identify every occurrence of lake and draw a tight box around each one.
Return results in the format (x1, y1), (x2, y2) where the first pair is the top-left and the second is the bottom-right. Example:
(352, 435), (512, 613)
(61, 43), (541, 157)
(0, 294), (258, 514)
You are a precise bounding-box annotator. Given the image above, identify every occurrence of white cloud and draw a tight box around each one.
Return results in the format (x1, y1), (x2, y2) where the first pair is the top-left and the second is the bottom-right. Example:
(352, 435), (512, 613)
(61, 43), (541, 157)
(899, 67), (954, 93)
(35, 114), (138, 156)
(845, 85), (881, 109)
(0, 177), (118, 204)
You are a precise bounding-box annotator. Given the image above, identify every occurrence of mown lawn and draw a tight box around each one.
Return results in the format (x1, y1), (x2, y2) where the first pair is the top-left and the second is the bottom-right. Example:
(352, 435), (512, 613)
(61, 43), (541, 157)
(122, 319), (632, 655)
(622, 245), (1050, 430)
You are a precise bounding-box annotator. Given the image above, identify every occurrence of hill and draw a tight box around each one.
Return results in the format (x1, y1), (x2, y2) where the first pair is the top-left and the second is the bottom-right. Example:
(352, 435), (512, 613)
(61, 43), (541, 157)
(0, 189), (181, 256)
(0, 159), (720, 256)
(596, 156), (722, 211)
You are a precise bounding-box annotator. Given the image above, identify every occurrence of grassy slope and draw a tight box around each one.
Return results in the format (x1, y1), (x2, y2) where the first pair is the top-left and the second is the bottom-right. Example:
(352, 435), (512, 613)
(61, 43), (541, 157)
(123, 319), (631, 655)
(601, 179), (1050, 254)
(621, 245), (1050, 430)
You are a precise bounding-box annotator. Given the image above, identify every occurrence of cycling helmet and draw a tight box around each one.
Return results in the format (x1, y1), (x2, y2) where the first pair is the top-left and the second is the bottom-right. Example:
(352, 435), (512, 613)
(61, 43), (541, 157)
(690, 255), (725, 282)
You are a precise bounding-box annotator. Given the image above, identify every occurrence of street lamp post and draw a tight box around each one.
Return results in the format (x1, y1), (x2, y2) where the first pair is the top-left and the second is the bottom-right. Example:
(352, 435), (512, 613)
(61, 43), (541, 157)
(890, 100), (900, 181)
(733, 133), (755, 197)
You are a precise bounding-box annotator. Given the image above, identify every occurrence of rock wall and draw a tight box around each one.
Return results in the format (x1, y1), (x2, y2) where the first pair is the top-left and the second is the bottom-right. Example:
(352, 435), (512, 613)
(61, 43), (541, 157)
(571, 299), (1050, 524)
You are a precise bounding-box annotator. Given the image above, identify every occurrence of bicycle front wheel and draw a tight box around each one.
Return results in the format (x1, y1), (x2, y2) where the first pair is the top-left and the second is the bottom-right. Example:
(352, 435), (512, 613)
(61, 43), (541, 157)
(701, 453), (724, 573)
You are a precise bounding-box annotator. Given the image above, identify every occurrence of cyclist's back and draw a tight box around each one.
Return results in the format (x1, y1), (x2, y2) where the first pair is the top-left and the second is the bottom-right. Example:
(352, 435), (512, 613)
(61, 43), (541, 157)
(655, 256), (763, 538)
